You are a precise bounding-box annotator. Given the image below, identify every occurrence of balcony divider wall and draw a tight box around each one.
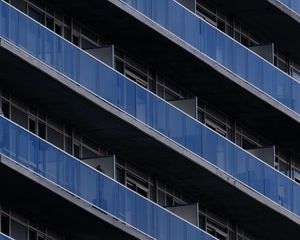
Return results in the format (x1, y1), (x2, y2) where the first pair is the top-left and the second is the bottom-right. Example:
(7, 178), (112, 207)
(1, 0), (300, 223)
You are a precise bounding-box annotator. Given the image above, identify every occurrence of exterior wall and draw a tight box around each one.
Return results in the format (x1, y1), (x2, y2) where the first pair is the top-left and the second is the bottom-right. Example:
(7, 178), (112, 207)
(1, 0), (300, 240)
(4, 0), (300, 185)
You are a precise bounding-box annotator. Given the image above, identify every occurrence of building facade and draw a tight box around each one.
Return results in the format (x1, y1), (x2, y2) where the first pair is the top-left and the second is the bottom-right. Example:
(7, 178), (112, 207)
(0, 0), (300, 239)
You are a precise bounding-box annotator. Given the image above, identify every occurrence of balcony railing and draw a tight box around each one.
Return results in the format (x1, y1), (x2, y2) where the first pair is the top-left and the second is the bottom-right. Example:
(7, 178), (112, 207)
(0, 116), (217, 240)
(278, 0), (300, 15)
(120, 0), (300, 116)
(0, 233), (13, 240)
(0, 0), (300, 222)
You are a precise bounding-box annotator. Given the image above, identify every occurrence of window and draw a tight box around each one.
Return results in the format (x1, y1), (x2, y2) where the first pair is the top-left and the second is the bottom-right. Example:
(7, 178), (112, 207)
(207, 219), (228, 240)
(292, 69), (300, 82)
(126, 174), (148, 198)
(165, 89), (178, 101)
(275, 150), (290, 177)
(294, 161), (300, 183)
(29, 118), (36, 134)
(205, 115), (227, 137)
(1, 214), (9, 235)
(241, 137), (257, 150)
(115, 60), (125, 74)
(46, 17), (54, 31)
(274, 49), (289, 73)
(82, 146), (98, 159)
(196, 0), (232, 36)
(116, 167), (125, 185)
(10, 0), (26, 13)
(72, 35), (80, 46)
(291, 59), (300, 82)
(11, 106), (28, 129)
(1, 100), (9, 118)
(28, 6), (44, 24)
(279, 160), (290, 176)
(124, 65), (148, 89)
(11, 220), (27, 240)
(73, 142), (80, 159)
(54, 24), (62, 35)
(38, 122), (46, 139)
(47, 126), (63, 149)
(29, 230), (37, 240)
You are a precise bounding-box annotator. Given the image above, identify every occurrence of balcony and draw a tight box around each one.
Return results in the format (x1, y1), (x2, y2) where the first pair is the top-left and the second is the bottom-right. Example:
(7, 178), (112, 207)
(278, 0), (300, 15)
(17, 0), (300, 157)
(119, 0), (300, 117)
(0, 0), (300, 238)
(0, 115), (217, 240)
(0, 233), (12, 240)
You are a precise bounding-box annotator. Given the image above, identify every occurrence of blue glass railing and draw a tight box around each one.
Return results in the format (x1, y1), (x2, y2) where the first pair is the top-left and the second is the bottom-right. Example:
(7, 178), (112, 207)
(0, 233), (12, 240)
(120, 0), (300, 115)
(0, 0), (300, 219)
(0, 118), (216, 240)
(278, 0), (300, 15)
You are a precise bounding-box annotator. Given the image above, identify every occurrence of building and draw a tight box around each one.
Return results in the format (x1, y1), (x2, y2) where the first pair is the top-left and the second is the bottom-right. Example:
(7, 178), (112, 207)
(0, 0), (300, 239)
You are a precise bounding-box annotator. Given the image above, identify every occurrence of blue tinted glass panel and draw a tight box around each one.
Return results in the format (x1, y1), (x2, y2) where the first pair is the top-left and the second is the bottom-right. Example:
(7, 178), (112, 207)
(168, 106), (185, 145)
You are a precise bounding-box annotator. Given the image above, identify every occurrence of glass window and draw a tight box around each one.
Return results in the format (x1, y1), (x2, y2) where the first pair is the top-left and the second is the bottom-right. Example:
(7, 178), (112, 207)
(29, 230), (37, 240)
(47, 126), (63, 148)
(72, 35), (80, 47)
(116, 167), (125, 184)
(11, 0), (27, 13)
(294, 161), (300, 183)
(46, 17), (54, 31)
(38, 122), (46, 139)
(115, 60), (125, 74)
(292, 69), (300, 82)
(1, 100), (10, 118)
(55, 24), (62, 35)
(165, 89), (178, 101)
(82, 146), (97, 159)
(279, 159), (290, 176)
(126, 174), (148, 198)
(157, 190), (165, 206)
(1, 214), (9, 235)
(207, 219), (227, 240)
(11, 220), (27, 240)
(11, 106), (28, 129)
(28, 6), (45, 24)
(29, 118), (36, 134)
(73, 143), (80, 159)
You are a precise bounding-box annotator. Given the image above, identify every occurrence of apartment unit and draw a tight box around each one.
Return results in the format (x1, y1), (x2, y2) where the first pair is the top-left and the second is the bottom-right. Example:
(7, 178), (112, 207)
(0, 0), (300, 239)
